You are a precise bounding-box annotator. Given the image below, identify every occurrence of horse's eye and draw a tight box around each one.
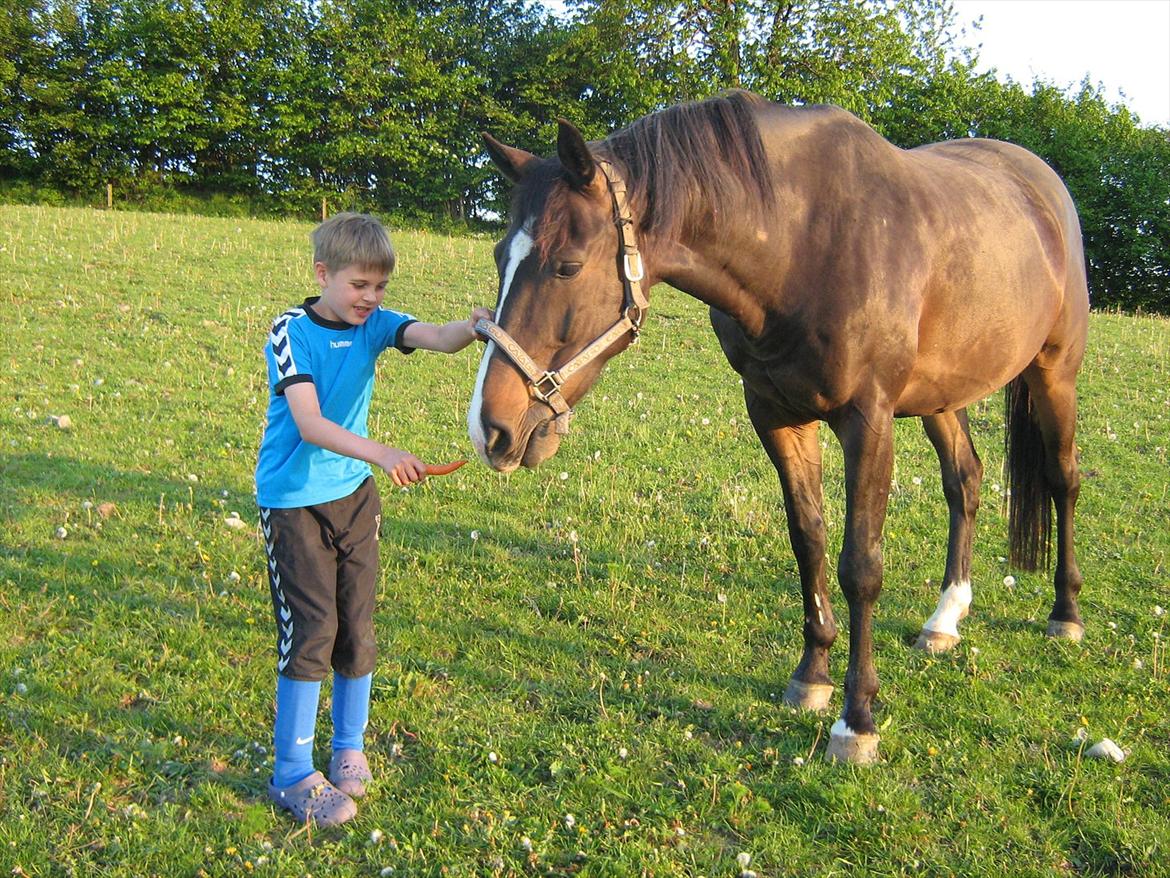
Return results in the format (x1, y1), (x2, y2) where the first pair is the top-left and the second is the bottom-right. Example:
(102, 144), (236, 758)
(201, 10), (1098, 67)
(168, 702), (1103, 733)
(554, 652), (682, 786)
(556, 261), (583, 279)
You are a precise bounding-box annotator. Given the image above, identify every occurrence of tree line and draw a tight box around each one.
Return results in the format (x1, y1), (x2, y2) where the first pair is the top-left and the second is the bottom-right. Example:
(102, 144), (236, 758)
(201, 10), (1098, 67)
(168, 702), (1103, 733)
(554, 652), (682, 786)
(2, 0), (1167, 311)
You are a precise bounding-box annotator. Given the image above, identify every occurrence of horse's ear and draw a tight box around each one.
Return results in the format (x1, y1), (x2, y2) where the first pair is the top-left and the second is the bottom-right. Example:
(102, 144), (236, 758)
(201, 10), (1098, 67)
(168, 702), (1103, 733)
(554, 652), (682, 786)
(482, 132), (537, 184)
(556, 118), (596, 191)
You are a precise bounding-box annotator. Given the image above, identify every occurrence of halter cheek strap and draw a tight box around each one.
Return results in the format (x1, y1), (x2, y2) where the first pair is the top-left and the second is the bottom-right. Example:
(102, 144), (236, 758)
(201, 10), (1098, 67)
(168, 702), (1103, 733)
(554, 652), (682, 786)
(476, 158), (649, 435)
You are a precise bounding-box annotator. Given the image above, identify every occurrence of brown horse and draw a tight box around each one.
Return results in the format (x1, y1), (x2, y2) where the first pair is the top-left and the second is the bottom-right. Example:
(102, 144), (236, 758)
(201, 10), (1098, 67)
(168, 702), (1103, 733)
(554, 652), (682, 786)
(468, 91), (1088, 764)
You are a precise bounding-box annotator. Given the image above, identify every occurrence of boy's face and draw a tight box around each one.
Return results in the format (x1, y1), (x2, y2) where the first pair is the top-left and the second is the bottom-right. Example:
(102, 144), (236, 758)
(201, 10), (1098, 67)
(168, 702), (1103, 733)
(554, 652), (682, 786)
(313, 262), (389, 325)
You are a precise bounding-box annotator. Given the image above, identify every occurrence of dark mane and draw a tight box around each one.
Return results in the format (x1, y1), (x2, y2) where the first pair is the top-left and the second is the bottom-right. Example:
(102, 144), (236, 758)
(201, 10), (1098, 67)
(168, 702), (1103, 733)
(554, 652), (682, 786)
(603, 90), (776, 241)
(519, 91), (776, 263)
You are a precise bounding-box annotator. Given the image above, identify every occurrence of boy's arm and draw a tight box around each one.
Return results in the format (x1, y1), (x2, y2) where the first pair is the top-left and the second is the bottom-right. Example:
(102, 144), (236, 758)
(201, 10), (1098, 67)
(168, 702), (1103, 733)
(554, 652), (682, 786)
(401, 307), (494, 353)
(284, 382), (427, 486)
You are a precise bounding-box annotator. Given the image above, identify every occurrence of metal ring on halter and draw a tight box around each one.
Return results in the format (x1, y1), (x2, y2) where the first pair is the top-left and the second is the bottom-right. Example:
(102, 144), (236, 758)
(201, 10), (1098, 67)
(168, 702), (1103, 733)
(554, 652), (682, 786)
(531, 371), (564, 403)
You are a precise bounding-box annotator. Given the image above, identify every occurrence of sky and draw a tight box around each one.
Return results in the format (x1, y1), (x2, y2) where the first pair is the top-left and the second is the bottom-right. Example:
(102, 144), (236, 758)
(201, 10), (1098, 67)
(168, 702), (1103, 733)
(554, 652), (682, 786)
(950, 0), (1170, 127)
(542, 0), (1170, 128)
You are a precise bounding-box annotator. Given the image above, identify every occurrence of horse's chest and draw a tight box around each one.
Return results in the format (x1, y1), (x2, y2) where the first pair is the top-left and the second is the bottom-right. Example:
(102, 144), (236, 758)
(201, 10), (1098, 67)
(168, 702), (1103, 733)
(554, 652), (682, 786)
(711, 310), (846, 418)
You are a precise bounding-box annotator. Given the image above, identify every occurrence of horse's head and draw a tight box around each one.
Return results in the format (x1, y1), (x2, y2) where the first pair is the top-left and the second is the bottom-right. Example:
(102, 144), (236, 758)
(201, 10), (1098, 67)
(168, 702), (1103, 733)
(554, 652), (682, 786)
(468, 121), (648, 473)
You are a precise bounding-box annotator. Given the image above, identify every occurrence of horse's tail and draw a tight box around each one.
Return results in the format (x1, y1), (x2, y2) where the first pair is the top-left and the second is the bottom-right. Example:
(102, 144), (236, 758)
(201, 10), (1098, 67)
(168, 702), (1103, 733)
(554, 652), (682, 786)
(1004, 375), (1051, 571)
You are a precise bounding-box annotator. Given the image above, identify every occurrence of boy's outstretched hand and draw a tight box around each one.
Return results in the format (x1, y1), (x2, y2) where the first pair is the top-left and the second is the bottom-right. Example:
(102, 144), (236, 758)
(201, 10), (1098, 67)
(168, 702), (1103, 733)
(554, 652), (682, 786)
(377, 447), (428, 487)
(470, 307), (495, 341)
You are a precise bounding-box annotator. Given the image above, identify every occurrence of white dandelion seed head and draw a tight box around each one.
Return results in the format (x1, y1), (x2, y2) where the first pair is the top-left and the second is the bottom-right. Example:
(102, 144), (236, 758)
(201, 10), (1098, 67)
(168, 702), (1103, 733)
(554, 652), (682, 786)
(370, 829), (385, 844)
(55, 527), (67, 539)
(912, 476), (922, 485)
(737, 852), (753, 868)
(793, 755), (805, 766)
(1154, 605), (1165, 617)
(15, 682), (28, 695)
(1003, 575), (1017, 587)
(618, 747), (628, 759)
(470, 530), (480, 541)
(488, 751), (498, 763)
(564, 813), (576, 828)
(521, 836), (533, 852)
(559, 471), (569, 481)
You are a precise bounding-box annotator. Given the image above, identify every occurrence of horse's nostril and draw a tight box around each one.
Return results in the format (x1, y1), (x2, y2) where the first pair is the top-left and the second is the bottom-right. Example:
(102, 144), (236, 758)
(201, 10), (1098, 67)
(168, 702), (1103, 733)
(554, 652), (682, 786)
(484, 422), (512, 457)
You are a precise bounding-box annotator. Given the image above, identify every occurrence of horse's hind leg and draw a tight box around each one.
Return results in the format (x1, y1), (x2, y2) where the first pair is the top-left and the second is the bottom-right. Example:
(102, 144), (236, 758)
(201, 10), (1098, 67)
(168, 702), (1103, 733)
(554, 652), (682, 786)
(1021, 363), (1085, 639)
(915, 409), (983, 653)
(745, 392), (837, 711)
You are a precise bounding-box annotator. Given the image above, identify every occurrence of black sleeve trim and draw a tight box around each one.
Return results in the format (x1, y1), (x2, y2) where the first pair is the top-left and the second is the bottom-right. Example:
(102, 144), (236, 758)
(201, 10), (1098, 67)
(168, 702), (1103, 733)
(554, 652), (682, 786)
(394, 318), (419, 354)
(275, 374), (314, 396)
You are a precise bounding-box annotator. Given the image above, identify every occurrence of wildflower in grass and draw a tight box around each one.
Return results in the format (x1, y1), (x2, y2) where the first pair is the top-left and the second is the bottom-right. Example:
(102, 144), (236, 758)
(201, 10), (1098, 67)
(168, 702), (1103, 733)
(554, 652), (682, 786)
(737, 852), (753, 869)
(520, 837), (533, 852)
(1155, 605), (1165, 617)
(55, 527), (67, 539)
(912, 476), (922, 485)
(228, 571), (241, 583)
(381, 868), (395, 877)
(618, 747), (628, 759)
(15, 683), (27, 695)
(470, 530), (480, 541)
(564, 813), (576, 829)
(1133, 658), (1144, 669)
(792, 755), (805, 766)
(1003, 575), (1016, 587)
(1108, 621), (1117, 630)
(559, 471), (569, 481)
(488, 751), (499, 763)
(370, 829), (385, 844)
(82, 500), (93, 510)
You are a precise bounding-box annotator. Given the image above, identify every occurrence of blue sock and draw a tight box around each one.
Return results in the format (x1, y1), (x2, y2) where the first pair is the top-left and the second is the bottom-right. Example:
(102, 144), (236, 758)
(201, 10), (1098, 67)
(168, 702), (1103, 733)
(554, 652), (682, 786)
(331, 671), (372, 752)
(272, 675), (321, 788)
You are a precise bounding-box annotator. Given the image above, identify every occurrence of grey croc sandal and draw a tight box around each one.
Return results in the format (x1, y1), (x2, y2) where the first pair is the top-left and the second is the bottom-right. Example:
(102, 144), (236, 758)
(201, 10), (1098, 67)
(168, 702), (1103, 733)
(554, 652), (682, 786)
(268, 771), (357, 827)
(328, 749), (373, 798)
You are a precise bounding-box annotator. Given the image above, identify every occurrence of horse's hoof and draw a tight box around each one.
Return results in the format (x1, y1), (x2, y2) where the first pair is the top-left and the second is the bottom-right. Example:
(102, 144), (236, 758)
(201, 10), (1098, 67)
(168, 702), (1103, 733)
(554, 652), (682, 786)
(825, 720), (880, 765)
(913, 629), (961, 654)
(1046, 619), (1085, 641)
(782, 679), (834, 712)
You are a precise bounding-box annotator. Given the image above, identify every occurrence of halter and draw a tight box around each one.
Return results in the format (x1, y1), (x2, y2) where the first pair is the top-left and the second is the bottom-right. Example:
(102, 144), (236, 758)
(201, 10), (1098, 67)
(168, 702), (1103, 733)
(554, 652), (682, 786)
(475, 158), (649, 435)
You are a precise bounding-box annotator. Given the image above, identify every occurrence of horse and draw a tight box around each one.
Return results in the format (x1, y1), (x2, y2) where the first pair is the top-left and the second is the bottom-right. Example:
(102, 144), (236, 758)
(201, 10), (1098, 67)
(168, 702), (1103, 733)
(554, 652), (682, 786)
(467, 90), (1088, 764)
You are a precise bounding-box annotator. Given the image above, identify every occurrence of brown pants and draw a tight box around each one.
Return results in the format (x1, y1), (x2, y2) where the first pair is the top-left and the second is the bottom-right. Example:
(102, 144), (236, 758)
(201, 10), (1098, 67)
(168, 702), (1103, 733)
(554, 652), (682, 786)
(259, 477), (381, 681)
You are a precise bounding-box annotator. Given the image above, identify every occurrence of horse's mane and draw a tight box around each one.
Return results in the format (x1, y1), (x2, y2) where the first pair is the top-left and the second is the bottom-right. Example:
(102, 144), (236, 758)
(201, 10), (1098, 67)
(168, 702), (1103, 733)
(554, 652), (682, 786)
(603, 90), (775, 240)
(522, 91), (776, 262)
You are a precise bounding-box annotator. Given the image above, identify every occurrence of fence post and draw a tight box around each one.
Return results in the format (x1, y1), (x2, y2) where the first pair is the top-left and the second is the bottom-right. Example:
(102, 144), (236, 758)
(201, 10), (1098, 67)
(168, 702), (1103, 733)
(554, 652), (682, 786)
(107, 183), (113, 209)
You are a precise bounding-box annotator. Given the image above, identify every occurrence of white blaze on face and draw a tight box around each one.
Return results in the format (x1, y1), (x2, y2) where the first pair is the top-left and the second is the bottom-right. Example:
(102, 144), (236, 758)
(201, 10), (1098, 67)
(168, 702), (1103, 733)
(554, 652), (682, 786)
(921, 580), (973, 638)
(468, 228), (534, 460)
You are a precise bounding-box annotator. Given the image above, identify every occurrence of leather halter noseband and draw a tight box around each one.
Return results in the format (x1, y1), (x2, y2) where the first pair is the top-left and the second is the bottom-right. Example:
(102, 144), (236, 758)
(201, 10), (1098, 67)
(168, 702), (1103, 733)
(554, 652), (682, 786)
(475, 158), (649, 435)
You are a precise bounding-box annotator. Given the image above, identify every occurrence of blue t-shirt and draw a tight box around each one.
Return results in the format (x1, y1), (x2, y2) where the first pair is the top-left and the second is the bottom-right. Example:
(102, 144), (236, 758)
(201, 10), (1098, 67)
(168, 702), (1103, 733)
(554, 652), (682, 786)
(255, 297), (416, 508)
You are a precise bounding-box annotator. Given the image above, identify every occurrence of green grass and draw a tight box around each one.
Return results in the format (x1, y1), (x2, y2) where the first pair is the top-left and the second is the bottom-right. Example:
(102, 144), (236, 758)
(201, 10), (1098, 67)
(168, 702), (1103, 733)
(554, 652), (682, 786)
(1, 204), (1168, 877)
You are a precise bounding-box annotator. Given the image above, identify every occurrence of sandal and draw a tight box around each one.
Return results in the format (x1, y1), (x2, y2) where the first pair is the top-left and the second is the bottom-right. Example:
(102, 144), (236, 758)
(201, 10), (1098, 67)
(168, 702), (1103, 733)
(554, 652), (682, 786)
(268, 771), (357, 827)
(328, 749), (373, 798)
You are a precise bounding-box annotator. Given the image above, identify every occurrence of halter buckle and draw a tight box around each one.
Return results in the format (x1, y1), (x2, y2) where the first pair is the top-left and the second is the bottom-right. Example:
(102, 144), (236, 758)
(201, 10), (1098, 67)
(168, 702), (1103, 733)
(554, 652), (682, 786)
(623, 252), (644, 283)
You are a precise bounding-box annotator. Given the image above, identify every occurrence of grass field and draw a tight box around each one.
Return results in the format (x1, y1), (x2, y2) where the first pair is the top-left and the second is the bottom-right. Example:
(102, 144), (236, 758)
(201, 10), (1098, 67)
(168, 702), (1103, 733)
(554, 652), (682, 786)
(1, 204), (1168, 877)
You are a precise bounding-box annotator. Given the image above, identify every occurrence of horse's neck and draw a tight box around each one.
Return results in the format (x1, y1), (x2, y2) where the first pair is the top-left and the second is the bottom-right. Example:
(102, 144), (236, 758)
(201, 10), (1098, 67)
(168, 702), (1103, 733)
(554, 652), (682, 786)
(651, 232), (774, 337)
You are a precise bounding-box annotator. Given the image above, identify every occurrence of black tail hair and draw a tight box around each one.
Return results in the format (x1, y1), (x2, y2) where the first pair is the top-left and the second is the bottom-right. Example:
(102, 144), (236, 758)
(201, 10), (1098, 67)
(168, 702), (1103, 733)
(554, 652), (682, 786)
(1004, 376), (1051, 570)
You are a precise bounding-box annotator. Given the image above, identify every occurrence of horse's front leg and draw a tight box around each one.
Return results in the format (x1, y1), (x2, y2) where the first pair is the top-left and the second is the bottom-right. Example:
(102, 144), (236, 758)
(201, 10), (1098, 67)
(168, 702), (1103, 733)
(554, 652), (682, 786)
(745, 392), (838, 710)
(825, 403), (895, 764)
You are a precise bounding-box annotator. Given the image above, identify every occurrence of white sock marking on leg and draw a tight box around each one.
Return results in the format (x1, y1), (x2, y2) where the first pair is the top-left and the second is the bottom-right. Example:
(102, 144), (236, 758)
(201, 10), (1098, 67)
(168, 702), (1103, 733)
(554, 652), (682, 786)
(922, 580), (972, 638)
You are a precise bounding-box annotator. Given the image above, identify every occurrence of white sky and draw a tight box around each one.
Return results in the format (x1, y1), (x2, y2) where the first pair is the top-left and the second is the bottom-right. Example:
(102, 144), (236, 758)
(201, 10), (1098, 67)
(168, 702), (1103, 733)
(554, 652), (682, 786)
(950, 0), (1170, 127)
(543, 0), (1170, 128)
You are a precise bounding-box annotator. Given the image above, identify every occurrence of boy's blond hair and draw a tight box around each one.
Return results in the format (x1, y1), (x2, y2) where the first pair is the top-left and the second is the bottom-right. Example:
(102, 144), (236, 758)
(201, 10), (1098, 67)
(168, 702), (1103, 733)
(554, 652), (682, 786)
(312, 212), (396, 274)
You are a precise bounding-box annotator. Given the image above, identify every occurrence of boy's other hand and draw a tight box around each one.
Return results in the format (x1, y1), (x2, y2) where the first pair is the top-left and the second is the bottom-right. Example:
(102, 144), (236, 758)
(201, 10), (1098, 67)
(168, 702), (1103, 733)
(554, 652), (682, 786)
(378, 448), (427, 487)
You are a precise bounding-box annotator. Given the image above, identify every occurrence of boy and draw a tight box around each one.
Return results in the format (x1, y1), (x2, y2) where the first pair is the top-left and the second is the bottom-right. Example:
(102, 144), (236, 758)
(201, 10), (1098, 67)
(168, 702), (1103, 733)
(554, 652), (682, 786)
(255, 212), (490, 826)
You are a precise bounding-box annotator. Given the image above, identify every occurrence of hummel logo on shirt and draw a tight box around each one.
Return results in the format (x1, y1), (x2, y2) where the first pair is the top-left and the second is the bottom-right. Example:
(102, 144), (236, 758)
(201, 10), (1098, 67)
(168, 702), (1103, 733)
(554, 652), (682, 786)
(330, 340), (353, 349)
